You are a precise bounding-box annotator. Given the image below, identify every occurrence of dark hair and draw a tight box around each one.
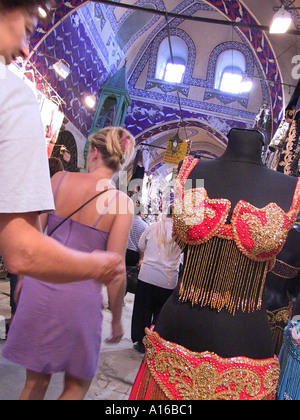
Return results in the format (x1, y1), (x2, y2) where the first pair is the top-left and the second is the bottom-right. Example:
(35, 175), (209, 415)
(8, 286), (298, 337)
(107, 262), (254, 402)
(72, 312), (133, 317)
(49, 157), (64, 178)
(0, 0), (55, 12)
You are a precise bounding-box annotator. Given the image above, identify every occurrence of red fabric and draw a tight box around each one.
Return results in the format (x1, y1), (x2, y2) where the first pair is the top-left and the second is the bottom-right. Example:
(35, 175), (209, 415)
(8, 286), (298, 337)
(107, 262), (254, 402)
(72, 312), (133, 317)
(129, 329), (280, 401)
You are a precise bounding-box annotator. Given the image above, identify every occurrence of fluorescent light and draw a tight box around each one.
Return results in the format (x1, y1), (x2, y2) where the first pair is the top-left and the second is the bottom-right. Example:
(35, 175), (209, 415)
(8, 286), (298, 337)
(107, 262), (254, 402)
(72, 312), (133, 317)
(53, 60), (71, 80)
(164, 63), (185, 83)
(270, 6), (292, 34)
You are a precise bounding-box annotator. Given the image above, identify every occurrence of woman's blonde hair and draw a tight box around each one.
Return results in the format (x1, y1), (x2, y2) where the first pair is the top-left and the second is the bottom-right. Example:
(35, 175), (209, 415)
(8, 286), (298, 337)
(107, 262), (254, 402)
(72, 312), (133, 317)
(89, 127), (135, 172)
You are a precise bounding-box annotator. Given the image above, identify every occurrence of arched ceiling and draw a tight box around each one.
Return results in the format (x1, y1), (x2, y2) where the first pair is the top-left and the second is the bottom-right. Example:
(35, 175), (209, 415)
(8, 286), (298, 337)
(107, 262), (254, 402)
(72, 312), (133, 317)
(27, 0), (300, 176)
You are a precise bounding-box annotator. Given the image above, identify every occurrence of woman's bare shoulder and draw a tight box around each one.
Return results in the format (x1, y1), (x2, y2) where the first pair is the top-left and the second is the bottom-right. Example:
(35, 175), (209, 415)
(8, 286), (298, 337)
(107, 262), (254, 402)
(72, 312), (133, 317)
(115, 190), (134, 217)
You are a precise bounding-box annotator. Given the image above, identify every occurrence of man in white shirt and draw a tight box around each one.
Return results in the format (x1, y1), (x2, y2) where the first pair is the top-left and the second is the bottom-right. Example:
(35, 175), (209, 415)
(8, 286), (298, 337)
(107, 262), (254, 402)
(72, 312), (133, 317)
(0, 1), (124, 285)
(126, 206), (148, 266)
(125, 209), (148, 294)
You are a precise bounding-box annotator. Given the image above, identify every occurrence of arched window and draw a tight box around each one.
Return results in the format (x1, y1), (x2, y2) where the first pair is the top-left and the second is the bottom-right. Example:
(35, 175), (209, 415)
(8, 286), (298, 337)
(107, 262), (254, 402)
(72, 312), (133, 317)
(156, 36), (188, 84)
(214, 50), (252, 94)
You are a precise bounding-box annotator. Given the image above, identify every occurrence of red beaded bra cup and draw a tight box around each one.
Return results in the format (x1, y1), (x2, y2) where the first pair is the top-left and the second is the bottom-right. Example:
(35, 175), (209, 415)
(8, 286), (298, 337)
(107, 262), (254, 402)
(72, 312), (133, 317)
(173, 157), (300, 314)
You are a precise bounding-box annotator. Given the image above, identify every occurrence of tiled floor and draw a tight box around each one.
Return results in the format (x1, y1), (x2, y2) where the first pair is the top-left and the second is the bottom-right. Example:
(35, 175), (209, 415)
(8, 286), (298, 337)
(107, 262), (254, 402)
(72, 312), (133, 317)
(0, 276), (143, 400)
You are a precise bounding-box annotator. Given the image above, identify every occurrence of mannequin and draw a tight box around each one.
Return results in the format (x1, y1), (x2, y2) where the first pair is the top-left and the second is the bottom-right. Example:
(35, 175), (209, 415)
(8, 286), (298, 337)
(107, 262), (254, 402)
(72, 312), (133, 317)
(130, 128), (300, 400)
(155, 128), (298, 359)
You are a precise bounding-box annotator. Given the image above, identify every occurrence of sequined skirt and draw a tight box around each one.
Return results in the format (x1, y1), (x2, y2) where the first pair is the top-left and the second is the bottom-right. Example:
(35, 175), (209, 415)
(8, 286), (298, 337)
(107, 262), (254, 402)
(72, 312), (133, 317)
(129, 328), (280, 401)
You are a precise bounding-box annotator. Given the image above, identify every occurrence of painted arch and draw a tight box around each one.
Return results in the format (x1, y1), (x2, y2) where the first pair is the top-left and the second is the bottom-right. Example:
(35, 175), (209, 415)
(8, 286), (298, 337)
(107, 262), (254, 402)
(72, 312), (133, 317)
(30, 0), (283, 131)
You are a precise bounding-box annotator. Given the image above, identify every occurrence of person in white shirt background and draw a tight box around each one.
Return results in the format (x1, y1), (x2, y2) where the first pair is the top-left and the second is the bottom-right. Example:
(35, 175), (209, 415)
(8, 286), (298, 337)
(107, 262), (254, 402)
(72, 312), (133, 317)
(0, 0), (124, 288)
(131, 207), (182, 353)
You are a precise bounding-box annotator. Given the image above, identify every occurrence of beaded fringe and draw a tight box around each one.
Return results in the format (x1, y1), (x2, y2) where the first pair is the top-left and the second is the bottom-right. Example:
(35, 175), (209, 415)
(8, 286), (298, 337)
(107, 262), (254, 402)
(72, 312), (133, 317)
(175, 236), (268, 315)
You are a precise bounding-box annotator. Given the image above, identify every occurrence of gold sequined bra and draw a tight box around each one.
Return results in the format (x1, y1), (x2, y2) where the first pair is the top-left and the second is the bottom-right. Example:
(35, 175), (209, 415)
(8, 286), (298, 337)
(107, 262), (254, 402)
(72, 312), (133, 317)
(173, 157), (300, 315)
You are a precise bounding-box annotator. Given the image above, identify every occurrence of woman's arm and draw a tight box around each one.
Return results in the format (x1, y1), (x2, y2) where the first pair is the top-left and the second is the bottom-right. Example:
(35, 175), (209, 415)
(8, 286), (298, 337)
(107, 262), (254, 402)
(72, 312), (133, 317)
(105, 194), (134, 343)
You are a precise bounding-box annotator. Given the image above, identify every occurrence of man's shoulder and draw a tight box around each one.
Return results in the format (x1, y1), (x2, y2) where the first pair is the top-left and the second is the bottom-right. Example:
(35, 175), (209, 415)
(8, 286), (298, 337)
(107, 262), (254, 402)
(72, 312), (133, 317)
(133, 216), (148, 230)
(1, 63), (23, 87)
(0, 63), (36, 103)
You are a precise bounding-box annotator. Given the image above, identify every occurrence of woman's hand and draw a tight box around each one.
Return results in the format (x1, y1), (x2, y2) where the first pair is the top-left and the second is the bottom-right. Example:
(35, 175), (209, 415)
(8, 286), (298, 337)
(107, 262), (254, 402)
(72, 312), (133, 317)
(105, 320), (124, 344)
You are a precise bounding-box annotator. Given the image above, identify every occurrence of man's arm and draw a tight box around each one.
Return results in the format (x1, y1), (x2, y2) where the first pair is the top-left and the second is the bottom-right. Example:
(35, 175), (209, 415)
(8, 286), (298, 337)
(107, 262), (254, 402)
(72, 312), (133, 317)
(0, 212), (124, 285)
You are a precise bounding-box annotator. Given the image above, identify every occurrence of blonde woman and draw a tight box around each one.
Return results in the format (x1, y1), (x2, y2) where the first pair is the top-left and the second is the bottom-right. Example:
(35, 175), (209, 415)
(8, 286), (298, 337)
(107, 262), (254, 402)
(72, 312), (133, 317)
(131, 208), (182, 353)
(2, 127), (135, 400)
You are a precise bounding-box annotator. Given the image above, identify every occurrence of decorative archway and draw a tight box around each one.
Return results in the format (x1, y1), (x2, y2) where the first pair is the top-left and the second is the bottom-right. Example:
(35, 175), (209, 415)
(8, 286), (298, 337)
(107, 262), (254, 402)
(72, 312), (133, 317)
(133, 119), (227, 178)
(135, 119), (227, 146)
(30, 0), (283, 132)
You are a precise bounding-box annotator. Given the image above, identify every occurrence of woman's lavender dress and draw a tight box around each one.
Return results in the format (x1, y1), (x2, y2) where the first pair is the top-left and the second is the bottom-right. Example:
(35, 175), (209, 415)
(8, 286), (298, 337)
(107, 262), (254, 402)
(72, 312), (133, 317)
(2, 213), (110, 380)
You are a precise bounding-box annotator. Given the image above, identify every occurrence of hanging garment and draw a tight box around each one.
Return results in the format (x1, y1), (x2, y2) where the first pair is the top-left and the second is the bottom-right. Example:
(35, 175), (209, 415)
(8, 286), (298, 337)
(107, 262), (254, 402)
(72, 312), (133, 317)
(277, 320), (300, 400)
(273, 79), (300, 176)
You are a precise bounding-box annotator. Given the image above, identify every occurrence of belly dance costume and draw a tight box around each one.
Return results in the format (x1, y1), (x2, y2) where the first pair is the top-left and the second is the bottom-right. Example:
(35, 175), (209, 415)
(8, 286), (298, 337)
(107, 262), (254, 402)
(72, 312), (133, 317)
(130, 157), (300, 400)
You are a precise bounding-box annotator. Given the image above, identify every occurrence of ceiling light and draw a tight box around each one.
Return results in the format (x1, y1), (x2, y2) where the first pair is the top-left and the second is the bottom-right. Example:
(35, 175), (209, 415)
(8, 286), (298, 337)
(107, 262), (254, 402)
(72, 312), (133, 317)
(38, 1), (52, 18)
(38, 6), (48, 19)
(53, 59), (71, 80)
(270, 5), (292, 34)
(84, 94), (97, 109)
(31, 50), (72, 79)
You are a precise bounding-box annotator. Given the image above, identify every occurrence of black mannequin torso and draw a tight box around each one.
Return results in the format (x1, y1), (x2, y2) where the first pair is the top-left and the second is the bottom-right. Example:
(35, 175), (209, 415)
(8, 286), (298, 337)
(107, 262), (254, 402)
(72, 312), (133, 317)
(155, 128), (298, 360)
(185, 130), (297, 214)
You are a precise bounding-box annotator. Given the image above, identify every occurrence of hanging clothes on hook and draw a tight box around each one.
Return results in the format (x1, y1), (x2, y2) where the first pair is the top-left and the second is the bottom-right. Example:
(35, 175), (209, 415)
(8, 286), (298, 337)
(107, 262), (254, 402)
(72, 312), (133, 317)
(131, 145), (150, 181)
